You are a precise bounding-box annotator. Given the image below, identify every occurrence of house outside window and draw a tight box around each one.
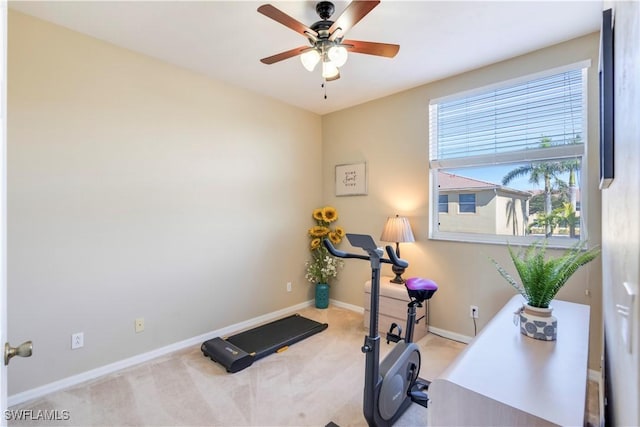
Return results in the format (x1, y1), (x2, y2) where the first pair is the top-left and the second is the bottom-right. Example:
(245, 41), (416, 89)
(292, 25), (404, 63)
(429, 62), (589, 246)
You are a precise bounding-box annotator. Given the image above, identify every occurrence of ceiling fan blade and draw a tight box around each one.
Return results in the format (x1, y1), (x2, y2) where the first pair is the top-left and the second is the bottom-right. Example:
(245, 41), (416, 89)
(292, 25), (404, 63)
(342, 39), (399, 58)
(258, 4), (318, 38)
(260, 46), (309, 65)
(328, 0), (380, 41)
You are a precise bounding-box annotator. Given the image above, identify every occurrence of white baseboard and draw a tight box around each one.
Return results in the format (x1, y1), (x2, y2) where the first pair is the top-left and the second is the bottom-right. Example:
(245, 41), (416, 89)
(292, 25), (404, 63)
(428, 325), (474, 344)
(330, 298), (364, 314)
(8, 300), (314, 407)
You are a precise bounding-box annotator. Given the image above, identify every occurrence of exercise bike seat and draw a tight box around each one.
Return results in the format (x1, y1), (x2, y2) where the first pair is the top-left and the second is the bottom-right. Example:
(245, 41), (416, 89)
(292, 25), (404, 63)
(405, 277), (438, 302)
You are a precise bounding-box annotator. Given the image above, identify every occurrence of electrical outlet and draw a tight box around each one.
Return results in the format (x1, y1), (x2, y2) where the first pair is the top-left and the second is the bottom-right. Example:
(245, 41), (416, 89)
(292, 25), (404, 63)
(135, 318), (145, 333)
(470, 305), (479, 318)
(71, 332), (84, 349)
(287, 282), (292, 292)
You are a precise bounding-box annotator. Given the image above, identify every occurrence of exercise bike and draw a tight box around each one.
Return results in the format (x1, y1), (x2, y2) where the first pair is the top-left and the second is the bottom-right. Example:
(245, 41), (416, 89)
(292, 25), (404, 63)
(324, 234), (437, 427)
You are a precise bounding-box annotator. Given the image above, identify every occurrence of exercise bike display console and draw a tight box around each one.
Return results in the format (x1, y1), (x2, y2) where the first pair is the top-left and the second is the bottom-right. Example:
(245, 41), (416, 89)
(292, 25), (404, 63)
(324, 234), (438, 427)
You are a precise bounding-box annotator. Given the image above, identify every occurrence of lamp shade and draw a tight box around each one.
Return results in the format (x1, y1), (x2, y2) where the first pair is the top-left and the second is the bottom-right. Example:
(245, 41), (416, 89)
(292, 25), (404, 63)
(380, 215), (415, 243)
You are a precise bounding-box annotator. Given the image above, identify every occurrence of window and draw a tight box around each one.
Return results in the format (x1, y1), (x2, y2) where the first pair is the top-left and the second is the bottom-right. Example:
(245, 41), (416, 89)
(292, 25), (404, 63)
(429, 63), (589, 246)
(458, 194), (476, 213)
(438, 194), (449, 213)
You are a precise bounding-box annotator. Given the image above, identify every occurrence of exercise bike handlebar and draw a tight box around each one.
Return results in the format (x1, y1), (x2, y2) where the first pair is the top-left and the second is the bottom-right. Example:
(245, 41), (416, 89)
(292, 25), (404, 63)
(384, 245), (409, 269)
(323, 238), (409, 269)
(323, 239), (369, 261)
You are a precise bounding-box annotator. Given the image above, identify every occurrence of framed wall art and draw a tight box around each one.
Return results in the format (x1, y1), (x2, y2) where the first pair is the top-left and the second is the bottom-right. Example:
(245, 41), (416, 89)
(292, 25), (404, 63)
(335, 162), (367, 196)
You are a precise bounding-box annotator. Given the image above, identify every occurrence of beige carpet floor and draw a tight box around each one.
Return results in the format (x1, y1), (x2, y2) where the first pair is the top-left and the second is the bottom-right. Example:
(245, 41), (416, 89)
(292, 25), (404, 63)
(9, 305), (599, 426)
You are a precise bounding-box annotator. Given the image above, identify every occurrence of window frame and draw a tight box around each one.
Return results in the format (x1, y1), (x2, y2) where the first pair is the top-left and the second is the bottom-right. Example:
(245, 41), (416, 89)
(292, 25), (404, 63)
(428, 61), (591, 248)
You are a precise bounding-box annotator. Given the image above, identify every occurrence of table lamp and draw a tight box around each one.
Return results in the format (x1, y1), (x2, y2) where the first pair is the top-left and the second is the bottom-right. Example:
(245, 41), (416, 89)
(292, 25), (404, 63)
(380, 214), (415, 284)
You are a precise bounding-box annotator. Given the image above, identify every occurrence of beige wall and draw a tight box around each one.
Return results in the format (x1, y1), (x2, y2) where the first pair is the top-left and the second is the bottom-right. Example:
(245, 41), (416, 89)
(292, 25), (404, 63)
(601, 1), (640, 425)
(322, 33), (603, 370)
(7, 11), (322, 394)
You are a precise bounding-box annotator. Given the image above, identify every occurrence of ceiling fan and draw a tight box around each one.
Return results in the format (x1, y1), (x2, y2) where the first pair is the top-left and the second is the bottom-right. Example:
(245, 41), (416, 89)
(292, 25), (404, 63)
(258, 1), (400, 81)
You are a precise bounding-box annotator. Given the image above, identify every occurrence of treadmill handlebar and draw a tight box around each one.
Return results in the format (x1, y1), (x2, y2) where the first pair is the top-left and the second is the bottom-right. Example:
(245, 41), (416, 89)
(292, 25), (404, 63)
(323, 238), (409, 269)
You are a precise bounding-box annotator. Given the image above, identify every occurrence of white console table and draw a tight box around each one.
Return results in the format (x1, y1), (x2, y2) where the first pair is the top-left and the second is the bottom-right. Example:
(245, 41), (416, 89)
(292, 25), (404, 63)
(429, 295), (590, 427)
(364, 276), (428, 342)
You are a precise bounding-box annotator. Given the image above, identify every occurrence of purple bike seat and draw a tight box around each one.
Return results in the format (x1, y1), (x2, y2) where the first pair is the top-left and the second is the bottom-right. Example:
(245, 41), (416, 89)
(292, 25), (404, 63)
(405, 277), (438, 302)
(406, 277), (438, 291)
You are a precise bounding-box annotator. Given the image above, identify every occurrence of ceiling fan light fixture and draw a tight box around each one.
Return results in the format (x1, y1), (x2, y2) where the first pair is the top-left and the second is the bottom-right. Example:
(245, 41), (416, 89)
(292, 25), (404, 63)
(322, 60), (340, 79)
(328, 45), (348, 67)
(258, 1), (399, 84)
(300, 49), (321, 71)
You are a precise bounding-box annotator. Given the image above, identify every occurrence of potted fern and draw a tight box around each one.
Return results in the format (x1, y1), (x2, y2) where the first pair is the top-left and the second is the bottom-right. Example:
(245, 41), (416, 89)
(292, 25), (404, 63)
(491, 240), (600, 341)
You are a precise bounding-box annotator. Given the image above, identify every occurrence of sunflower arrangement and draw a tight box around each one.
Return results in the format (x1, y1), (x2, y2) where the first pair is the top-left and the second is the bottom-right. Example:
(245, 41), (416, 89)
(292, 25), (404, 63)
(305, 206), (345, 284)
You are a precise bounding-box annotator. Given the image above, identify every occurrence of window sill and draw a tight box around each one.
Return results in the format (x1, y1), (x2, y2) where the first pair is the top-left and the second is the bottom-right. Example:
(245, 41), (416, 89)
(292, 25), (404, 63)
(428, 232), (587, 249)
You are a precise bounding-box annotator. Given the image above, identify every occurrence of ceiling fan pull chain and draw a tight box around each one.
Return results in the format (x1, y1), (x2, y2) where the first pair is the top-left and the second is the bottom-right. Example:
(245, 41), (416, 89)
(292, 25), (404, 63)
(322, 81), (328, 100)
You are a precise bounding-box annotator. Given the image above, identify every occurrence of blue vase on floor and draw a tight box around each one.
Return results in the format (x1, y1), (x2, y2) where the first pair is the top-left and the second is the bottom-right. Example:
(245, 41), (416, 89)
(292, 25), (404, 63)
(315, 283), (329, 309)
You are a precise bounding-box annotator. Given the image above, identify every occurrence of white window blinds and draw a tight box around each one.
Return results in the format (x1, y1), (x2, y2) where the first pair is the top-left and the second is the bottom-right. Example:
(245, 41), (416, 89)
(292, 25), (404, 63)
(430, 67), (585, 162)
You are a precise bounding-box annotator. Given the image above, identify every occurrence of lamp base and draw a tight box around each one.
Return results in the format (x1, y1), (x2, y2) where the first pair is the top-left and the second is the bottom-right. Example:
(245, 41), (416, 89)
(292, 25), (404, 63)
(390, 265), (406, 284)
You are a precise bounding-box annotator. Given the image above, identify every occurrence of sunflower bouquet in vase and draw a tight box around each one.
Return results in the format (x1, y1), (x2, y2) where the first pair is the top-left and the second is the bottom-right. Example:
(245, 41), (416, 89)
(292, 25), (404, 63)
(305, 206), (345, 308)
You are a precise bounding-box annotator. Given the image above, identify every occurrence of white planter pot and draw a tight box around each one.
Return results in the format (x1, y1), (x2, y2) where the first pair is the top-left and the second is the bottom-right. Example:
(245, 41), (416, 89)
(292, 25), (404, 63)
(519, 304), (557, 341)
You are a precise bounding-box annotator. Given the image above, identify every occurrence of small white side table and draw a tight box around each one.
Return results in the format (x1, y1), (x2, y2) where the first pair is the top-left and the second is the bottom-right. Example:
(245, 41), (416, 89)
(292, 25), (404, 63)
(364, 276), (428, 341)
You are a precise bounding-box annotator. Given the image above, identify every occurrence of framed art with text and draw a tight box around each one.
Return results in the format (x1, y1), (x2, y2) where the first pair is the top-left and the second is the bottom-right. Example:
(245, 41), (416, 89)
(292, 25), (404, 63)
(599, 8), (614, 189)
(335, 162), (367, 196)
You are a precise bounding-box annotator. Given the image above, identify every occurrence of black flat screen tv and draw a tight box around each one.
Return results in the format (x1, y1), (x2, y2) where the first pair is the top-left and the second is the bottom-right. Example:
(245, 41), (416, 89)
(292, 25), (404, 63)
(599, 8), (614, 189)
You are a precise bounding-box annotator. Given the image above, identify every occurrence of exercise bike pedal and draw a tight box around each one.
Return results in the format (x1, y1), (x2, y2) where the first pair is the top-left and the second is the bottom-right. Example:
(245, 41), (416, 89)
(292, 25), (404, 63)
(386, 332), (402, 344)
(386, 322), (403, 344)
(409, 379), (431, 408)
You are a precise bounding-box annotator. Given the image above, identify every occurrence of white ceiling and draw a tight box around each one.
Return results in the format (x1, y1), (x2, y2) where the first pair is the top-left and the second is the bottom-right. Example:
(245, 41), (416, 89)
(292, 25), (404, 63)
(9, 0), (602, 115)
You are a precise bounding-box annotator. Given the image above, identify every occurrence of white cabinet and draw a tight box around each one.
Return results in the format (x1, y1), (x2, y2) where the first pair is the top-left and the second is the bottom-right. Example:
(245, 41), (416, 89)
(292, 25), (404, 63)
(363, 276), (428, 342)
(429, 295), (590, 426)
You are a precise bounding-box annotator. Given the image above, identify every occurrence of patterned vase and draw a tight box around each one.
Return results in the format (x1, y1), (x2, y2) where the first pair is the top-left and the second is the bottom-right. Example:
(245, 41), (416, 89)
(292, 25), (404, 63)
(315, 283), (329, 309)
(520, 304), (557, 341)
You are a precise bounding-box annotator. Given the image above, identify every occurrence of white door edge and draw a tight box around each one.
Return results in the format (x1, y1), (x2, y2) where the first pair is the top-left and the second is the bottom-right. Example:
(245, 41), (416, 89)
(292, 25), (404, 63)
(1, 1), (8, 424)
